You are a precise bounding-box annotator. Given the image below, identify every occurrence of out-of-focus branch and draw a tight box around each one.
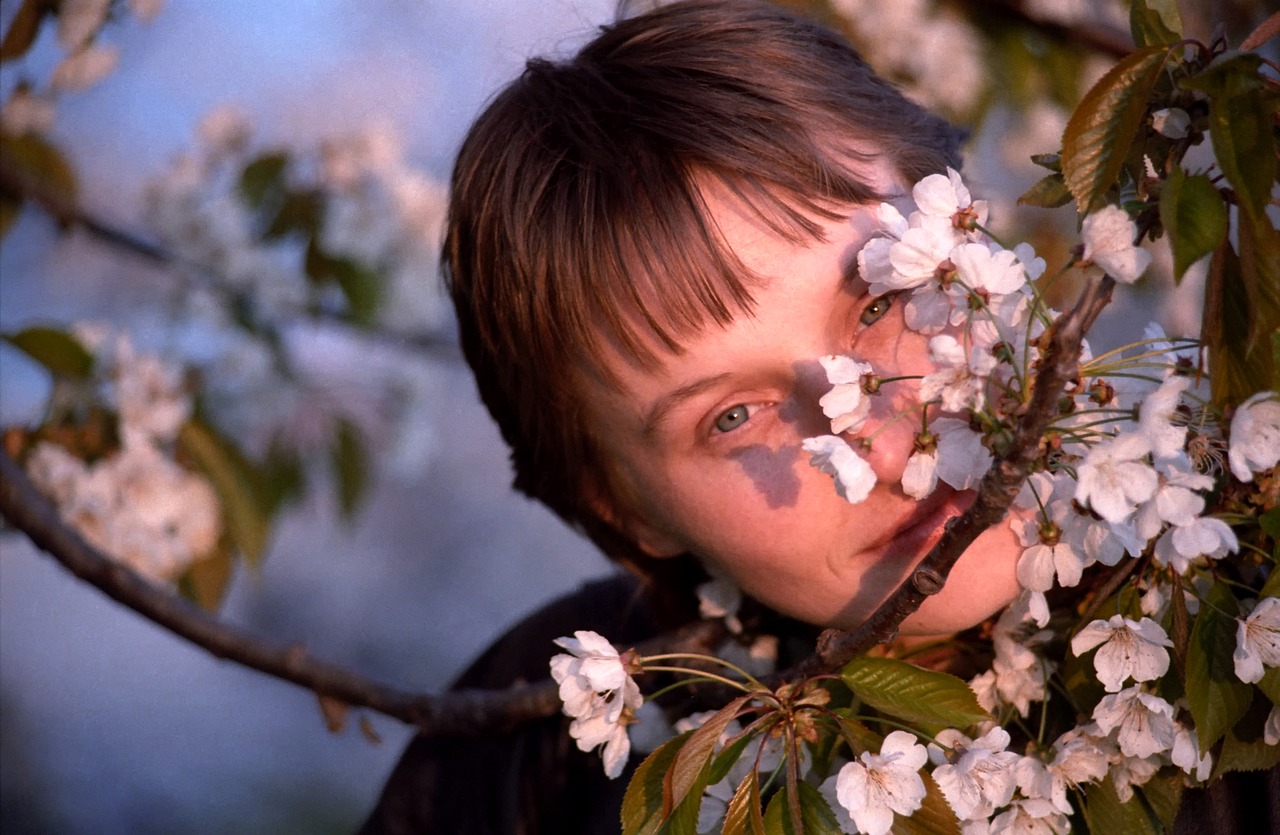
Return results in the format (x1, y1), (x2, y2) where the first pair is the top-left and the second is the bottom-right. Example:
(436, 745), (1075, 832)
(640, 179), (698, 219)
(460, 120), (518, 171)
(782, 275), (1116, 680)
(0, 448), (724, 737)
(982, 0), (1133, 59)
(0, 153), (460, 359)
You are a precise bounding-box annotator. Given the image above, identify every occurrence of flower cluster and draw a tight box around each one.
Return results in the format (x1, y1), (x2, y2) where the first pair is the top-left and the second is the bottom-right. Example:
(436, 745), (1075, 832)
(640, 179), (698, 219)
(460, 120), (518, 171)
(549, 631), (643, 780)
(556, 169), (1277, 834)
(24, 329), (220, 581)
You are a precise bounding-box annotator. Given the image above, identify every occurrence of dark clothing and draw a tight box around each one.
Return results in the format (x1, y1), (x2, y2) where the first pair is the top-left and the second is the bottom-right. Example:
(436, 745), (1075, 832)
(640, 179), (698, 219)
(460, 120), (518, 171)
(360, 576), (1280, 834)
(358, 575), (660, 835)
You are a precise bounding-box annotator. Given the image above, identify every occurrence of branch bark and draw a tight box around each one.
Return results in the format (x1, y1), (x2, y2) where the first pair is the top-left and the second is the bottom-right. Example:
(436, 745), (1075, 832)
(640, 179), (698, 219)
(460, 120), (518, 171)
(0, 448), (723, 737)
(781, 275), (1116, 681)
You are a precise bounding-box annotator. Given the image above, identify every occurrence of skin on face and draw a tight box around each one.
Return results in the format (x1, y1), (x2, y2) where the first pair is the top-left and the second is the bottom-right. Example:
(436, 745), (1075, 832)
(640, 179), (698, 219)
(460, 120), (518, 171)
(583, 168), (1024, 636)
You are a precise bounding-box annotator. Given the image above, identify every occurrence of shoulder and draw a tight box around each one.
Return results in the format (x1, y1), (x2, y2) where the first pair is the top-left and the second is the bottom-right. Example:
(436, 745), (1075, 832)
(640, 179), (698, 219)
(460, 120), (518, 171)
(357, 573), (669, 835)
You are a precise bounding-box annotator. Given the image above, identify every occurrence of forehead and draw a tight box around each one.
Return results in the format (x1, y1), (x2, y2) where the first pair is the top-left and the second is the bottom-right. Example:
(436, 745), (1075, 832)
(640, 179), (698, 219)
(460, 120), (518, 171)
(579, 157), (903, 387)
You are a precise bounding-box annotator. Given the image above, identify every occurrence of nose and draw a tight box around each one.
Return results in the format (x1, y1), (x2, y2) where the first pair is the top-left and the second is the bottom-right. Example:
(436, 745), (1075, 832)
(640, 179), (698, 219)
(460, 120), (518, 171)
(784, 356), (841, 438)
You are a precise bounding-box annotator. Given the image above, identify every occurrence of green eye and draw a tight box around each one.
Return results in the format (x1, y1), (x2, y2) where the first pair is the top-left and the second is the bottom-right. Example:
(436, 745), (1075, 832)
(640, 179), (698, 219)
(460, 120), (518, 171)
(860, 294), (894, 326)
(714, 404), (752, 433)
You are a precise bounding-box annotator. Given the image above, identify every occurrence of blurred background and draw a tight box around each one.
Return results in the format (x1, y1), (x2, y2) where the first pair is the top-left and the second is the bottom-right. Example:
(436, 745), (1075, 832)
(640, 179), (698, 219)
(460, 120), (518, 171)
(0, 0), (1265, 832)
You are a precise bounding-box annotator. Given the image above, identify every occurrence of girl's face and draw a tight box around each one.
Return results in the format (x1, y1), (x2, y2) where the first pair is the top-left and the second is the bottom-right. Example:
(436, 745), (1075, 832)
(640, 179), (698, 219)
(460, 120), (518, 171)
(581, 173), (1023, 636)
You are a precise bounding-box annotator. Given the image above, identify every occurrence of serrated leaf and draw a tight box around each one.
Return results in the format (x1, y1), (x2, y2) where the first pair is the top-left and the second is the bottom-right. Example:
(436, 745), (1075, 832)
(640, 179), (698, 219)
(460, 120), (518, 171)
(178, 420), (271, 564)
(841, 657), (990, 729)
(3, 326), (93, 378)
(238, 152), (288, 209)
(1213, 727), (1280, 778)
(896, 772), (961, 835)
(1084, 774), (1158, 835)
(833, 713), (880, 756)
(1017, 172), (1073, 209)
(722, 770), (766, 835)
(1185, 582), (1253, 750)
(1030, 152), (1062, 172)
(1257, 667), (1280, 706)
(1139, 769), (1184, 831)
(0, 0), (48, 62)
(1130, 0), (1182, 47)
(1205, 241), (1272, 408)
(622, 733), (689, 835)
(666, 696), (750, 819)
(1159, 167), (1227, 282)
(762, 780), (842, 835)
(331, 418), (368, 519)
(708, 731), (755, 786)
(1183, 54), (1275, 226)
(1061, 47), (1169, 213)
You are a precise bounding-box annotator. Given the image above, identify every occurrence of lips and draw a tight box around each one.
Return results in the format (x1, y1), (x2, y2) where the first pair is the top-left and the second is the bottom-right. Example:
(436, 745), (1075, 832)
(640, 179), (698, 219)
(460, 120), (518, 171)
(861, 487), (976, 566)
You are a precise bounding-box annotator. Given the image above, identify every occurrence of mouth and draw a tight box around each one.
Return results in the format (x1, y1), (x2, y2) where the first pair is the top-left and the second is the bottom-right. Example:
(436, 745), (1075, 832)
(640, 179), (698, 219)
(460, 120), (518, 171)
(863, 488), (977, 566)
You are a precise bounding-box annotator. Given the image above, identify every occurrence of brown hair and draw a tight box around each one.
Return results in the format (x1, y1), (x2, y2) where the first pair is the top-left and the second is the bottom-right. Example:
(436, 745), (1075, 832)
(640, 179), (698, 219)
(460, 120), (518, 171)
(444, 0), (964, 605)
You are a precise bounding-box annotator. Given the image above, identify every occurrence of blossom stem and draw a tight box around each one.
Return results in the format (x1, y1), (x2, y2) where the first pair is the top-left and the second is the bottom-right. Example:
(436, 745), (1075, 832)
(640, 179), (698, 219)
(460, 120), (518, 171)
(638, 665), (756, 693)
(641, 652), (765, 689)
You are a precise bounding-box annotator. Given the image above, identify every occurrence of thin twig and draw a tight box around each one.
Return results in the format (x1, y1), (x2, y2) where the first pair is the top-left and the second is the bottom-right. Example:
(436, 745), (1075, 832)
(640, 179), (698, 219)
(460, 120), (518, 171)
(780, 275), (1116, 681)
(0, 448), (723, 737)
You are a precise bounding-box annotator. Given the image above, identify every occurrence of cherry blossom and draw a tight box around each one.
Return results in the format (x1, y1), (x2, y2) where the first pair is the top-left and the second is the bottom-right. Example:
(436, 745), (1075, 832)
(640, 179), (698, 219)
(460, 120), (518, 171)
(1266, 705), (1280, 747)
(824, 731), (928, 835)
(550, 630), (642, 778)
(1091, 686), (1175, 759)
(1079, 205), (1152, 284)
(1070, 615), (1172, 692)
(1152, 514), (1238, 574)
(1152, 107), (1190, 139)
(1170, 724), (1212, 782)
(1233, 596), (1280, 684)
(1016, 727), (1110, 815)
(901, 443), (938, 500)
(818, 355), (875, 434)
(1074, 432), (1158, 523)
(1137, 375), (1190, 461)
(928, 727), (1018, 821)
(1228, 391), (1280, 482)
(986, 797), (1071, 835)
(932, 417), (993, 491)
(802, 435), (877, 504)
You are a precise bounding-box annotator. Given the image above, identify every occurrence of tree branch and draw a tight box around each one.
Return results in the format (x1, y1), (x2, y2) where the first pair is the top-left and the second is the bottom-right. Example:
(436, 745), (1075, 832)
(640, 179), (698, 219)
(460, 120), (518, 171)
(0, 448), (723, 737)
(781, 275), (1116, 681)
(0, 154), (460, 360)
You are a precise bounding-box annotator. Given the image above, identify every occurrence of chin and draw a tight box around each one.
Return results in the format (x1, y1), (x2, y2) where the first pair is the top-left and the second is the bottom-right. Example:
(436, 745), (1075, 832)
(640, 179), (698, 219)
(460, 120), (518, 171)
(897, 518), (1023, 637)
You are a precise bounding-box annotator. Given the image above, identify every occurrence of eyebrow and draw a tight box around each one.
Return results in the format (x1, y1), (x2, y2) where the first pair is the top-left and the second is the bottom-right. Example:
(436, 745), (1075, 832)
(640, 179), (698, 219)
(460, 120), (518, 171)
(641, 372), (733, 440)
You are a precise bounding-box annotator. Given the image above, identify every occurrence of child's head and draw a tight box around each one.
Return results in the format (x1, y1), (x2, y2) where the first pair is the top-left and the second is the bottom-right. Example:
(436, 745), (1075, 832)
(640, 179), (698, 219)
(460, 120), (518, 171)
(446, 0), (1021, 633)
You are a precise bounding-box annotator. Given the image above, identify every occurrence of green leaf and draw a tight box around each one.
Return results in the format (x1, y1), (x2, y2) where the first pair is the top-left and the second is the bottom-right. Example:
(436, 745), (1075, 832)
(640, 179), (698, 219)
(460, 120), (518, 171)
(1130, 0), (1182, 47)
(1017, 172), (1073, 209)
(896, 772), (961, 835)
(177, 543), (235, 612)
(1158, 167), (1227, 282)
(1, 133), (78, 206)
(1205, 241), (1273, 408)
(1084, 775), (1158, 835)
(1183, 53), (1275, 226)
(178, 420), (271, 564)
(0, 193), (21, 240)
(666, 696), (751, 819)
(1237, 211), (1280, 357)
(762, 781), (842, 835)
(304, 243), (382, 327)
(0, 0), (48, 62)
(622, 733), (689, 835)
(331, 418), (369, 519)
(1213, 727), (1280, 778)
(708, 731), (755, 786)
(832, 713), (881, 756)
(723, 770), (766, 835)
(238, 152), (288, 209)
(1185, 581), (1253, 750)
(1139, 769), (1184, 832)
(840, 657), (990, 729)
(1061, 47), (1169, 213)
(1029, 153), (1062, 173)
(3, 326), (93, 378)
(1257, 666), (1280, 706)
